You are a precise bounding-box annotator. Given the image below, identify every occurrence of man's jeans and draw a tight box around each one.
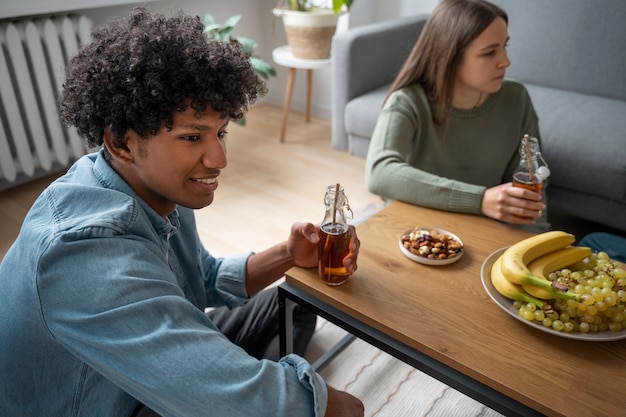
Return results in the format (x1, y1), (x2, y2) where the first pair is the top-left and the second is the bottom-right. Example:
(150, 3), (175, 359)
(579, 232), (626, 263)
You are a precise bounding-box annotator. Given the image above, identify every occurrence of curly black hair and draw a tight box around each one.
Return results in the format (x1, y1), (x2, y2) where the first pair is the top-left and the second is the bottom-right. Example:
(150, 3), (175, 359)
(59, 6), (266, 149)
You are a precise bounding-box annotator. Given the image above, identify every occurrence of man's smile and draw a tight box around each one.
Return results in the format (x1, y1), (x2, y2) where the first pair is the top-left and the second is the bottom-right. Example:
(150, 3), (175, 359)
(192, 177), (217, 185)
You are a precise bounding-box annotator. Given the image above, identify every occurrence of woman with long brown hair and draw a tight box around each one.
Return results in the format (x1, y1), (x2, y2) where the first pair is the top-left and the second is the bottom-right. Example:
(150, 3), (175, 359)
(365, 0), (549, 231)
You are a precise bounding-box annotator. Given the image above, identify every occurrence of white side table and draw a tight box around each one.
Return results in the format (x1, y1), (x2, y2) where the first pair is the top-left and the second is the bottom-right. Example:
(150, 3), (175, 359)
(272, 46), (331, 142)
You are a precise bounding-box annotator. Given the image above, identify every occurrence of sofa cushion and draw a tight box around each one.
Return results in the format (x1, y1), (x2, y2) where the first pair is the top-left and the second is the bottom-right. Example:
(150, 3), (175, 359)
(344, 84), (389, 141)
(493, 0), (626, 101)
(525, 84), (626, 204)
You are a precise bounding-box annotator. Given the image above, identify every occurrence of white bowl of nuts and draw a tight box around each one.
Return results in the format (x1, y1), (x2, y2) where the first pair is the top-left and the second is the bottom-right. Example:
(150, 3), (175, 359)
(399, 227), (464, 266)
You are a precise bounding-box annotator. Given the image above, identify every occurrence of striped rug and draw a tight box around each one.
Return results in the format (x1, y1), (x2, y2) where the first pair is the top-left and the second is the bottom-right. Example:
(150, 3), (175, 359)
(305, 319), (504, 417)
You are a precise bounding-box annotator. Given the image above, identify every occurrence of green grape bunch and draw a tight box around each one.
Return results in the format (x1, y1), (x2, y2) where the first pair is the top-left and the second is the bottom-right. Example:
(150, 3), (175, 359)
(514, 252), (626, 333)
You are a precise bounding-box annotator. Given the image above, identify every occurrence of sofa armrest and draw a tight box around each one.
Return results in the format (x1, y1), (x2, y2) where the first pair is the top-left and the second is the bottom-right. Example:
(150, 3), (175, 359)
(331, 14), (429, 152)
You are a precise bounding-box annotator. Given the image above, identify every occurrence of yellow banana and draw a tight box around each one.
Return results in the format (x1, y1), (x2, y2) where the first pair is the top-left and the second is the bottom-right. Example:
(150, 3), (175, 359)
(491, 255), (545, 309)
(527, 246), (592, 278)
(499, 231), (575, 290)
(523, 246), (592, 301)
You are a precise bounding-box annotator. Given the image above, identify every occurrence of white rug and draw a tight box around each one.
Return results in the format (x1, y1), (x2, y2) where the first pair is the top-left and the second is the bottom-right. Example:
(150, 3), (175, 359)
(305, 319), (504, 417)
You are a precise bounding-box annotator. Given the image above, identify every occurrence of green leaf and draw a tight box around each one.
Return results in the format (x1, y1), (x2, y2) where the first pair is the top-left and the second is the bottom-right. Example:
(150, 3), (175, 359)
(201, 11), (276, 109)
(236, 36), (258, 55)
(333, 0), (353, 14)
(217, 27), (234, 41)
(223, 15), (242, 29)
(287, 0), (307, 11)
(202, 13), (215, 27)
(250, 56), (277, 80)
(203, 23), (220, 34)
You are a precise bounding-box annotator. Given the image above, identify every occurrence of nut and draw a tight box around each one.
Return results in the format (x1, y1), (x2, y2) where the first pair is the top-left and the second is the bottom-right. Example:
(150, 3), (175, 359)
(401, 228), (463, 260)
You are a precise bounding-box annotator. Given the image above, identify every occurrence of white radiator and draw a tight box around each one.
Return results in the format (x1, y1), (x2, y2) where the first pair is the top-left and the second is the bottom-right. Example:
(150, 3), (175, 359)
(0, 14), (92, 189)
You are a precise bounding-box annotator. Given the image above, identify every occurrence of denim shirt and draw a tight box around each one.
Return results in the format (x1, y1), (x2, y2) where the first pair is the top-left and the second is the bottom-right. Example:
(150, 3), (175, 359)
(0, 151), (327, 417)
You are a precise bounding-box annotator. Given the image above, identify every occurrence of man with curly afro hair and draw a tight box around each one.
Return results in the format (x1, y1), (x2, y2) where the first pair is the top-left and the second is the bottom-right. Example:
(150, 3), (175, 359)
(0, 7), (364, 417)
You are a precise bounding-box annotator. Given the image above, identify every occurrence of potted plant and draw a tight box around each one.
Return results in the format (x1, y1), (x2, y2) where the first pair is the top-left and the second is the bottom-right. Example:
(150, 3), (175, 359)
(281, 0), (354, 14)
(203, 14), (276, 125)
(273, 0), (355, 59)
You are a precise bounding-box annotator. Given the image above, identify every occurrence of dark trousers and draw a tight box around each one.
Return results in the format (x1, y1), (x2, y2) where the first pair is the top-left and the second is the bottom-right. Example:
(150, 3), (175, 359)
(132, 287), (316, 416)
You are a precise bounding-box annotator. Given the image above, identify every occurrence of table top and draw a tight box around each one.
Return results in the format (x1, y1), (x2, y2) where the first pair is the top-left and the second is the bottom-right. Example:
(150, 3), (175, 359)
(272, 45), (331, 69)
(285, 201), (626, 417)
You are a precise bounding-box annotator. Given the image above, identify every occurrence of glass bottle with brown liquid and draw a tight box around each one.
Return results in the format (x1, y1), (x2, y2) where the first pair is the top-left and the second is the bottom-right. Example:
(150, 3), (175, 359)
(512, 134), (550, 194)
(318, 184), (353, 286)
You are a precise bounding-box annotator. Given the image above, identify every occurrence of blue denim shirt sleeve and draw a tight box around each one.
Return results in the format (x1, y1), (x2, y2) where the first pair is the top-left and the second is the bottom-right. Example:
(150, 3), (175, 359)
(280, 355), (329, 416)
(197, 232), (251, 307)
(35, 231), (327, 416)
(0, 152), (329, 417)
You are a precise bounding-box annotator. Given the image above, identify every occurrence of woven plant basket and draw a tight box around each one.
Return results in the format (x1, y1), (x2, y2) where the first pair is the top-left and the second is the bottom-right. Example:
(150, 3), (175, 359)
(284, 25), (336, 59)
(274, 7), (340, 60)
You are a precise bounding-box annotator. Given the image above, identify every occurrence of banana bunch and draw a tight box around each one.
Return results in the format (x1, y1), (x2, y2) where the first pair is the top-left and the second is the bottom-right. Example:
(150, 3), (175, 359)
(490, 231), (592, 306)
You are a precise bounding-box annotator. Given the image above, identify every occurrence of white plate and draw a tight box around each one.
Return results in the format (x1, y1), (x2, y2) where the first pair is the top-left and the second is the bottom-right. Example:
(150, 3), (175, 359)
(399, 227), (464, 266)
(481, 248), (626, 341)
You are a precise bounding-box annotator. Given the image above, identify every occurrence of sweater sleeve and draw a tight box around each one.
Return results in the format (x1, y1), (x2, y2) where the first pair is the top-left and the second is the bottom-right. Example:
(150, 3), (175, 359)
(365, 89), (486, 215)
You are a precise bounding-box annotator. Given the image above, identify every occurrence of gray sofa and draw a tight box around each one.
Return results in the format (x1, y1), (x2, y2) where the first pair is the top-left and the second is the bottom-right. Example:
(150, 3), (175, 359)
(331, 0), (626, 233)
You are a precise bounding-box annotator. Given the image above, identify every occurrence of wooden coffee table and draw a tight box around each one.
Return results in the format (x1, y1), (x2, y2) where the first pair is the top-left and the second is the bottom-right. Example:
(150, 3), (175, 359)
(278, 201), (626, 417)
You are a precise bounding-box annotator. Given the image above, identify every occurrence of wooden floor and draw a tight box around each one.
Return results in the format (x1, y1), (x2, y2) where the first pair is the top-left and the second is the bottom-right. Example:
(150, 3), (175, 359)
(0, 104), (384, 260)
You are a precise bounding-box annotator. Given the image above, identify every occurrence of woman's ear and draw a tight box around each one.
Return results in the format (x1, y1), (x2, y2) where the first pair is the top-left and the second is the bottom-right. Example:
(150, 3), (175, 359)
(103, 128), (133, 163)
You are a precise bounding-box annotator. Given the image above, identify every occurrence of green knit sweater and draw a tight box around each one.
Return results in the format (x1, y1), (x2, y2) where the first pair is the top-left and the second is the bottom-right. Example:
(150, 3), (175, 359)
(365, 80), (549, 231)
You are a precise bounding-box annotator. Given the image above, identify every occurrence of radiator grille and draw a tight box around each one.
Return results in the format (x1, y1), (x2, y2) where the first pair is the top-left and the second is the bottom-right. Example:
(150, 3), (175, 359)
(0, 14), (92, 189)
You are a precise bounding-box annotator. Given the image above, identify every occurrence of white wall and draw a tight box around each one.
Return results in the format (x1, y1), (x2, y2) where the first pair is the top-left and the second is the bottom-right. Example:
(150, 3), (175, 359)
(262, 0), (438, 118)
(1, 0), (437, 120)
(0, 0), (156, 19)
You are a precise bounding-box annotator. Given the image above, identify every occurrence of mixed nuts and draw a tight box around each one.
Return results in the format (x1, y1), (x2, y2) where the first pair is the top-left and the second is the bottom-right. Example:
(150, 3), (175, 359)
(401, 228), (463, 260)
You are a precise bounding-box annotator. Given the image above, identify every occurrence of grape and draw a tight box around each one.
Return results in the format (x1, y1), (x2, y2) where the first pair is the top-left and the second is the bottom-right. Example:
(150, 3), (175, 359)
(521, 308), (535, 321)
(512, 252), (625, 335)
(586, 305), (598, 316)
(534, 310), (545, 321)
(552, 320), (565, 331)
(606, 307), (617, 318)
(592, 290), (604, 302)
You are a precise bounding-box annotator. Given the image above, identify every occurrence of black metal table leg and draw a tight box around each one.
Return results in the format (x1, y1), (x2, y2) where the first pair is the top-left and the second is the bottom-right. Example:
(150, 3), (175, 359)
(277, 282), (545, 417)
